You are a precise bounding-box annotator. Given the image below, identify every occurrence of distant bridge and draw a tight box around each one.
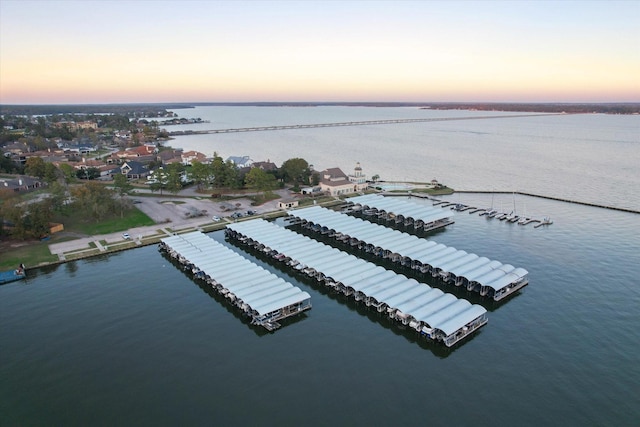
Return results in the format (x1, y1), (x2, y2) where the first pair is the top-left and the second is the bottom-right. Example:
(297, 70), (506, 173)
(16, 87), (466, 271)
(168, 113), (564, 136)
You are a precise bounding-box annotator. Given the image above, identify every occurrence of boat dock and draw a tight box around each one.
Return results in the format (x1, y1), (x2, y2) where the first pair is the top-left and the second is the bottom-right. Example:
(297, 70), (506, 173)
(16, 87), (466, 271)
(226, 219), (488, 347)
(159, 231), (311, 331)
(344, 194), (455, 232)
(428, 198), (552, 227)
(287, 205), (529, 301)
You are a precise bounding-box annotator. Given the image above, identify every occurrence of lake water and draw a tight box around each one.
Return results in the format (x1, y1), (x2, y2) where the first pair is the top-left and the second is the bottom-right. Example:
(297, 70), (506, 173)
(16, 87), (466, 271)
(167, 106), (640, 211)
(1, 107), (639, 426)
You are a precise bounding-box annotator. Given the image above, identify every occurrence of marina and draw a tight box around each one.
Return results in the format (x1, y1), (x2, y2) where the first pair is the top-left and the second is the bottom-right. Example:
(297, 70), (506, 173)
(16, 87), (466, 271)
(344, 193), (455, 232)
(381, 192), (557, 226)
(159, 231), (311, 331)
(226, 218), (488, 347)
(287, 205), (529, 301)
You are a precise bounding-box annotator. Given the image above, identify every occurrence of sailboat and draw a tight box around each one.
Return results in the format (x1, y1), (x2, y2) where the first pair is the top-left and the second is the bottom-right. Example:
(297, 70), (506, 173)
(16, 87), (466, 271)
(518, 201), (531, 225)
(484, 193), (497, 218)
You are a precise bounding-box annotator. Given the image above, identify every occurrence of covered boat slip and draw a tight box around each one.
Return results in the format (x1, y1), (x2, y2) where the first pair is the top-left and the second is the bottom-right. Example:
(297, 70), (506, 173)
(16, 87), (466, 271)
(287, 205), (529, 301)
(159, 231), (311, 331)
(226, 219), (487, 347)
(345, 194), (454, 231)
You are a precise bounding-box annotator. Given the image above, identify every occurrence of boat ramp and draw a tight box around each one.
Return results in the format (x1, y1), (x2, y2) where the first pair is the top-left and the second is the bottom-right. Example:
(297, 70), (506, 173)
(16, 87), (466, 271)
(159, 231), (311, 331)
(287, 206), (529, 301)
(225, 219), (488, 347)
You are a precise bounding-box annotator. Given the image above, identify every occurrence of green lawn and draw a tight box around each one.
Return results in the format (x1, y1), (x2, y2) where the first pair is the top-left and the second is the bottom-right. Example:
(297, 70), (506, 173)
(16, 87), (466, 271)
(0, 240), (58, 270)
(59, 208), (155, 235)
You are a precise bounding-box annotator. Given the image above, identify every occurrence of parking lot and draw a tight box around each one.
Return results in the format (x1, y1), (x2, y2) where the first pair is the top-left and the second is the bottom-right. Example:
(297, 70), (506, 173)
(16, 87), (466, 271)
(129, 188), (290, 226)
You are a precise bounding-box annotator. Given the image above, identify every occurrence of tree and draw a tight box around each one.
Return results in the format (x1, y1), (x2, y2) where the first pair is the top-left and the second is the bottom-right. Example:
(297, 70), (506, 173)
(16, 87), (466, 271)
(58, 163), (76, 183)
(148, 167), (168, 195)
(48, 181), (68, 214)
(25, 157), (46, 178)
(245, 167), (277, 196)
(0, 198), (52, 239)
(0, 154), (22, 174)
(76, 167), (100, 180)
(43, 162), (59, 183)
(113, 173), (134, 217)
(281, 158), (310, 185)
(190, 160), (213, 190)
(26, 199), (53, 238)
(165, 163), (185, 194)
(371, 174), (380, 183)
(70, 182), (117, 222)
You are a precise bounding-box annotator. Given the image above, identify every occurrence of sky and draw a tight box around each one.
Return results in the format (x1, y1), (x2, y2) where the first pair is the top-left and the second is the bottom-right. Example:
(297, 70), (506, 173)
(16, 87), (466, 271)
(1, 0), (639, 104)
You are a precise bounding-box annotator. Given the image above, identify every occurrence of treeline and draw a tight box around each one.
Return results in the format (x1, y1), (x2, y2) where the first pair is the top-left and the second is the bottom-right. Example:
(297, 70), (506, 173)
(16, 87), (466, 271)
(0, 159), (138, 239)
(424, 103), (640, 114)
(0, 156), (316, 240)
(0, 104), (191, 116)
(3, 102), (639, 116)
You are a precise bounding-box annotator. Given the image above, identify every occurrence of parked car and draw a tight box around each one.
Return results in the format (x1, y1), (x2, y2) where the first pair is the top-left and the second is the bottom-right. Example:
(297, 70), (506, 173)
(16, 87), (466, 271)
(122, 233), (131, 240)
(212, 216), (221, 222)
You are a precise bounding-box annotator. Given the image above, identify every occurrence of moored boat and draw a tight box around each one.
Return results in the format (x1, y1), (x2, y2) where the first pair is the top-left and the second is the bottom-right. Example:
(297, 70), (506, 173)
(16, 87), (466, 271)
(0, 264), (26, 285)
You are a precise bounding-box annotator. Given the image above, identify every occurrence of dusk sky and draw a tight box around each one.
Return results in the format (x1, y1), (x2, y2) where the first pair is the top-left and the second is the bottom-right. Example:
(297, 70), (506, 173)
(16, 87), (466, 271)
(1, 0), (639, 104)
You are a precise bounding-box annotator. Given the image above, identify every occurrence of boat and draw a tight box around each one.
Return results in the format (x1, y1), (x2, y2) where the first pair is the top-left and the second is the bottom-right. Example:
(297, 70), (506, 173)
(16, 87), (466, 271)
(0, 264), (26, 285)
(534, 216), (554, 228)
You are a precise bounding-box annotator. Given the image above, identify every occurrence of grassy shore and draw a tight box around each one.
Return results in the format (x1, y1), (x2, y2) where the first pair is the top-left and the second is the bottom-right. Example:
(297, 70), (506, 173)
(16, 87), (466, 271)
(0, 208), (156, 270)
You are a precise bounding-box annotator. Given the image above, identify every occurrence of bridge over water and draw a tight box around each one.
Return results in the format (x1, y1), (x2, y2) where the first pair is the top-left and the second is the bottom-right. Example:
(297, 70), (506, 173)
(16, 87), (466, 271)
(168, 113), (563, 136)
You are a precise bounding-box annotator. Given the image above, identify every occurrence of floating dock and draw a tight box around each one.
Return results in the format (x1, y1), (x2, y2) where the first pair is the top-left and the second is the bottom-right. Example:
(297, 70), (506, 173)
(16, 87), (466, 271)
(344, 194), (455, 232)
(226, 219), (487, 347)
(287, 206), (529, 301)
(159, 231), (311, 331)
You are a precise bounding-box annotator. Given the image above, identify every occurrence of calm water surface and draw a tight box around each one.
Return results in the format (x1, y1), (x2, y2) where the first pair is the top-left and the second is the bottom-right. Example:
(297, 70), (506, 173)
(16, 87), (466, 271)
(168, 106), (640, 211)
(1, 108), (639, 426)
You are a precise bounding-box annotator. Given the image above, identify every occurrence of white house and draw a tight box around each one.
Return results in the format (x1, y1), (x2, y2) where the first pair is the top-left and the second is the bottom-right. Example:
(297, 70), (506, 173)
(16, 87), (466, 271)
(319, 163), (368, 196)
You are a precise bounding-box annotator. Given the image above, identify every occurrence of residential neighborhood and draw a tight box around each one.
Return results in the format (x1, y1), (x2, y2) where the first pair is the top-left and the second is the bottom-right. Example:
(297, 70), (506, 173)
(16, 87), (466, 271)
(0, 110), (376, 250)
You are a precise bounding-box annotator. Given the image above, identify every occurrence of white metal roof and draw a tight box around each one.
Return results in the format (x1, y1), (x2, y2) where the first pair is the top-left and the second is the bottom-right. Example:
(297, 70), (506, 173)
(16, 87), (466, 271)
(346, 193), (454, 224)
(161, 231), (310, 316)
(288, 205), (528, 292)
(226, 219), (486, 338)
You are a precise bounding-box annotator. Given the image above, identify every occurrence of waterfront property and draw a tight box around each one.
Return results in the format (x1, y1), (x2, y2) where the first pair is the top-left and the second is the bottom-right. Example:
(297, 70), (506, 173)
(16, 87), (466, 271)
(287, 205), (528, 301)
(344, 194), (455, 232)
(159, 231), (311, 331)
(225, 219), (487, 347)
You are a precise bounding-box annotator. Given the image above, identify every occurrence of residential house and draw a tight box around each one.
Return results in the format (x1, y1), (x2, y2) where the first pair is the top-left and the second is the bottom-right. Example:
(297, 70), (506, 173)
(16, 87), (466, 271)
(157, 149), (183, 165)
(117, 161), (149, 180)
(181, 150), (207, 166)
(0, 176), (44, 193)
(252, 160), (277, 171)
(226, 155), (253, 168)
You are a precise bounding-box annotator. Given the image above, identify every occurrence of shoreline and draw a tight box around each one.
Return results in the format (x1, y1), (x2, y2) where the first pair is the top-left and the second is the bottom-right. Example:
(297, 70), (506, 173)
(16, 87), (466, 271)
(17, 187), (639, 274)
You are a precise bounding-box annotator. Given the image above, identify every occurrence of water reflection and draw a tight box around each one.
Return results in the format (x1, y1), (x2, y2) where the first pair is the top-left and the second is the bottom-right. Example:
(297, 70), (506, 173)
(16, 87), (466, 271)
(227, 237), (463, 358)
